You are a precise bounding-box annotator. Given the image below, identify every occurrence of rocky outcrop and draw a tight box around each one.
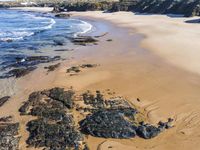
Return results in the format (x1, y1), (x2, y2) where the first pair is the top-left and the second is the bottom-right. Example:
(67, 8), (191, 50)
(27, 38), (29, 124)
(44, 63), (60, 72)
(54, 0), (200, 17)
(19, 88), (83, 150)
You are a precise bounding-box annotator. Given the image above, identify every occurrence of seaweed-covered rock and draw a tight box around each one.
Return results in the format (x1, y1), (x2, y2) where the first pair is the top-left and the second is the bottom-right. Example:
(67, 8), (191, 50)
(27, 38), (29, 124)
(48, 87), (75, 109)
(0, 122), (20, 150)
(1, 67), (36, 78)
(136, 124), (161, 139)
(82, 91), (105, 108)
(71, 36), (98, 45)
(80, 109), (137, 138)
(0, 96), (10, 107)
(26, 118), (82, 150)
(67, 66), (81, 73)
(0, 55), (61, 78)
(44, 63), (60, 72)
(19, 88), (82, 150)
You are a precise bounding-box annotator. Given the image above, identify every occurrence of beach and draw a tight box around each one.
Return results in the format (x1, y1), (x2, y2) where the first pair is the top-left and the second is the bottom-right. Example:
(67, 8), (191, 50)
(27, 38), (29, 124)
(1, 8), (200, 150)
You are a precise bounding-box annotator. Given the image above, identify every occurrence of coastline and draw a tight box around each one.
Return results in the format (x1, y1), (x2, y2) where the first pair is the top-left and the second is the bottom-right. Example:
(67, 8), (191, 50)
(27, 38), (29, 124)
(1, 8), (200, 150)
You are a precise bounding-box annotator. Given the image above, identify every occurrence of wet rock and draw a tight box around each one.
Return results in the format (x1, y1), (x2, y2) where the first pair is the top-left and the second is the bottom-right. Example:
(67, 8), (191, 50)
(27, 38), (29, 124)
(54, 49), (73, 52)
(0, 116), (12, 122)
(0, 96), (10, 107)
(1, 67), (36, 78)
(55, 13), (71, 18)
(67, 66), (81, 73)
(0, 122), (20, 150)
(48, 87), (75, 109)
(53, 38), (65, 46)
(44, 63), (60, 72)
(80, 64), (97, 68)
(79, 109), (137, 138)
(82, 91), (105, 108)
(26, 118), (82, 150)
(136, 124), (161, 139)
(19, 88), (82, 150)
(71, 36), (98, 45)
(0, 55), (61, 78)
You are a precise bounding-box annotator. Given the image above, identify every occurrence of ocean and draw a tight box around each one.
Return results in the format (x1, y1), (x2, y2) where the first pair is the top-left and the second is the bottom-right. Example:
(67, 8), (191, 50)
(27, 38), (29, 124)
(0, 9), (92, 75)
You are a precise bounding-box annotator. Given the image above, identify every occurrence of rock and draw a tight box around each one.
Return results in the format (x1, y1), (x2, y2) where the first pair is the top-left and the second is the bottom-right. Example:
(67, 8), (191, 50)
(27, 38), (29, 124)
(0, 116), (12, 122)
(19, 88), (83, 150)
(71, 36), (98, 45)
(54, 49), (73, 51)
(2, 67), (36, 78)
(44, 63), (60, 72)
(0, 55), (61, 78)
(106, 39), (113, 42)
(80, 109), (137, 138)
(55, 13), (71, 18)
(136, 124), (161, 139)
(67, 66), (81, 73)
(0, 122), (20, 150)
(80, 64), (97, 68)
(53, 38), (65, 46)
(48, 87), (75, 109)
(0, 96), (10, 107)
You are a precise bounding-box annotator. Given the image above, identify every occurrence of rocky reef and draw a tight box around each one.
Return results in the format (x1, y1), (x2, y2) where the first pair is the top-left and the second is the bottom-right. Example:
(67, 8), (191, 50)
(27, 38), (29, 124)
(19, 88), (173, 149)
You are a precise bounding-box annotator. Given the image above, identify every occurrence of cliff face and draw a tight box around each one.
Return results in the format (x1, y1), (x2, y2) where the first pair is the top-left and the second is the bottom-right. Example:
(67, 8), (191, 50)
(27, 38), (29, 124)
(132, 0), (200, 17)
(55, 0), (200, 17)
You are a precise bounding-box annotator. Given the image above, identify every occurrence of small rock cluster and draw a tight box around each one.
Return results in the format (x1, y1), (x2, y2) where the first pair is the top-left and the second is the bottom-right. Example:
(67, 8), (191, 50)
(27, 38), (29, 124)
(0, 55), (61, 78)
(0, 116), (20, 150)
(44, 63), (60, 73)
(67, 64), (97, 74)
(19, 88), (83, 150)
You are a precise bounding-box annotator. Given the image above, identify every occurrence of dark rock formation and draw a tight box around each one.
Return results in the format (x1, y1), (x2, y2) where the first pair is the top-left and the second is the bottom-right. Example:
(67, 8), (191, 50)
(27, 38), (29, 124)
(1, 67), (36, 78)
(0, 55), (61, 78)
(71, 36), (98, 46)
(0, 96), (10, 107)
(0, 122), (20, 150)
(44, 63), (60, 72)
(48, 87), (75, 109)
(80, 109), (137, 138)
(19, 88), (82, 150)
(67, 66), (81, 73)
(136, 124), (161, 139)
(67, 64), (97, 74)
(55, 13), (71, 18)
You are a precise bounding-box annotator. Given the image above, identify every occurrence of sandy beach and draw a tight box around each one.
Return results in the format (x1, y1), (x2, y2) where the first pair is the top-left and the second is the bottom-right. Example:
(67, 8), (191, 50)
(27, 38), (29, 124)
(1, 8), (200, 150)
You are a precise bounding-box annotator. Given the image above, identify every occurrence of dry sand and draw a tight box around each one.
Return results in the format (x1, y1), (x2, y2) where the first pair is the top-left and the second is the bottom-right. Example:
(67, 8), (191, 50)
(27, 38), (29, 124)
(1, 9), (200, 150)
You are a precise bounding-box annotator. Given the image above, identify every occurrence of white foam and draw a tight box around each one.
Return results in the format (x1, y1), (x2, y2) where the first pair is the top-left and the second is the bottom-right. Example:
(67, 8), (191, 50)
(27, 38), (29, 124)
(70, 19), (93, 37)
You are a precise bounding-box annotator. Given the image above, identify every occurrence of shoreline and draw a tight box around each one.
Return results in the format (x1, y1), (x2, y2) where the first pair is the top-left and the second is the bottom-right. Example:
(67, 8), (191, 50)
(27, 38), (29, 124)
(1, 8), (200, 150)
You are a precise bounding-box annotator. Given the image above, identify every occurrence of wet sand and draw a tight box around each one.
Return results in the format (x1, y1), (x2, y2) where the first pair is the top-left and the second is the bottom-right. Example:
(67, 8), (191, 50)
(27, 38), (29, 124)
(1, 10), (200, 150)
